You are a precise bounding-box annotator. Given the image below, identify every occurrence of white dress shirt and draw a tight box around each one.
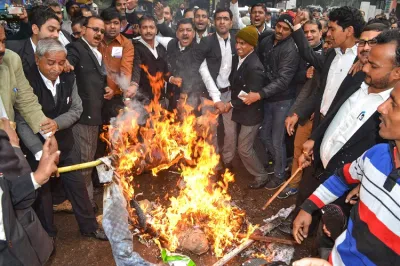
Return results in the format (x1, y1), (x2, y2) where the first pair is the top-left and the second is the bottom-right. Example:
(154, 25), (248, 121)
(199, 33), (233, 102)
(58, 31), (70, 47)
(38, 70), (60, 97)
(0, 173), (41, 240)
(82, 37), (102, 65)
(34, 70), (61, 160)
(320, 45), (357, 116)
(138, 37), (160, 59)
(320, 82), (392, 168)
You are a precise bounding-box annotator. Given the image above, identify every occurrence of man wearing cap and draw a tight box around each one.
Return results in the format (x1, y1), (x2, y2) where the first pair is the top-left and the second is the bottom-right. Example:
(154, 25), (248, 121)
(224, 26), (269, 187)
(243, 12), (300, 189)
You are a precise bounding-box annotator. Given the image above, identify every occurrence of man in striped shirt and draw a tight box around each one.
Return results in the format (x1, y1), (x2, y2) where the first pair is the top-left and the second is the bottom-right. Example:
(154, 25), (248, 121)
(292, 35), (400, 265)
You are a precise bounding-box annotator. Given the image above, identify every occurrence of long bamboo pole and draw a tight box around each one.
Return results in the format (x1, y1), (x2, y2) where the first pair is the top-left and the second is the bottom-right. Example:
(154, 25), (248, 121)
(262, 167), (303, 210)
(58, 160), (104, 174)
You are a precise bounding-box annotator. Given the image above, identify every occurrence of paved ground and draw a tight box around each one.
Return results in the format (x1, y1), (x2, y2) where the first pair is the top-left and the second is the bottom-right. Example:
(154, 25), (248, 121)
(46, 151), (315, 266)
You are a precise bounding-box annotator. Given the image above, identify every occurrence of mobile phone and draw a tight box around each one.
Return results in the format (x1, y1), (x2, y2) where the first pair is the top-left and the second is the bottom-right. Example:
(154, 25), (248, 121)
(7, 6), (23, 15)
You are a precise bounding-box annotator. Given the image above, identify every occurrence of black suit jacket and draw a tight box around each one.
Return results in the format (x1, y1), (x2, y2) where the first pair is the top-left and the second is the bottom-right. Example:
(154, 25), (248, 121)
(6, 38), (35, 75)
(230, 52), (265, 126)
(174, 9), (185, 22)
(309, 71), (386, 177)
(67, 38), (107, 126)
(194, 33), (237, 87)
(0, 130), (53, 266)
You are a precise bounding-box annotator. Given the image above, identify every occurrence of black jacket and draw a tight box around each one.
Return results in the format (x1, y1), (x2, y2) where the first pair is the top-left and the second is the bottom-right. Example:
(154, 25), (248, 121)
(6, 38), (35, 75)
(193, 33), (237, 88)
(257, 34), (300, 102)
(67, 38), (107, 126)
(0, 130), (53, 266)
(230, 52), (265, 126)
(132, 40), (169, 103)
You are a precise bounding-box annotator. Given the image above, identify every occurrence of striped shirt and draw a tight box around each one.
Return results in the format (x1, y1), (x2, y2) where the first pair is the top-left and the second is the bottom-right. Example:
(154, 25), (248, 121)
(301, 143), (400, 265)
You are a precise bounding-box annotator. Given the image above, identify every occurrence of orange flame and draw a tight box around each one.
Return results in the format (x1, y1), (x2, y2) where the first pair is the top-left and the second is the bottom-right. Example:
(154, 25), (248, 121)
(102, 66), (255, 257)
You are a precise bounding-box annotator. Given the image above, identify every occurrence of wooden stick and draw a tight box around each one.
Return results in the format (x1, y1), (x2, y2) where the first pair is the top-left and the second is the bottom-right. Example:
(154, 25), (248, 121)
(262, 167), (302, 210)
(58, 160), (104, 173)
(212, 239), (254, 266)
(237, 234), (297, 245)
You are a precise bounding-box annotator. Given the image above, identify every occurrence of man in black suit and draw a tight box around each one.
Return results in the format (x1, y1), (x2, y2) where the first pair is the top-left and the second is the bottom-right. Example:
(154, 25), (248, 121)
(193, 7), (237, 171)
(67, 16), (111, 211)
(175, 3), (186, 22)
(130, 15), (169, 107)
(224, 26), (268, 186)
(6, 8), (61, 75)
(0, 124), (58, 266)
(16, 39), (107, 240)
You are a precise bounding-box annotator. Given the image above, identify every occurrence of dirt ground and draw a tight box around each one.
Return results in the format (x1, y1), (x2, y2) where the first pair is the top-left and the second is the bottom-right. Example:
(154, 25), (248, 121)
(46, 150), (315, 266)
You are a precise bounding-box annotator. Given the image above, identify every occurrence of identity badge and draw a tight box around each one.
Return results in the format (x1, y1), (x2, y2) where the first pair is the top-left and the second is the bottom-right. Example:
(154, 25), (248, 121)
(111, 47), (123, 58)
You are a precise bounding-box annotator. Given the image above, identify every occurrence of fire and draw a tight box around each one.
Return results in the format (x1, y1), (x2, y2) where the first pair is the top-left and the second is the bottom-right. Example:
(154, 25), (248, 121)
(102, 68), (255, 258)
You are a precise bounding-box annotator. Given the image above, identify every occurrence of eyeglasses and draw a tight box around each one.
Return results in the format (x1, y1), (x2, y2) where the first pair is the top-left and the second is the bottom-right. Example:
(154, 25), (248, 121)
(358, 38), (377, 47)
(86, 26), (105, 34)
(72, 31), (81, 37)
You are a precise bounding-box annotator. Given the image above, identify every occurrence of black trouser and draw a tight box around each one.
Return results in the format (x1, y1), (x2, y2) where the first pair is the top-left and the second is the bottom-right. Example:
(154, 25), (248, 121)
(33, 149), (98, 237)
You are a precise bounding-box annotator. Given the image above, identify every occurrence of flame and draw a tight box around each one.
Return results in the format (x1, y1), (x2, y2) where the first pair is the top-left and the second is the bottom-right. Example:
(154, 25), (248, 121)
(102, 67), (255, 257)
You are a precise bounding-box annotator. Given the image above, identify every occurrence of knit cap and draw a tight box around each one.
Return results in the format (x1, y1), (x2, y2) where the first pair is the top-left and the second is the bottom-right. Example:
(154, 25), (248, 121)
(236, 26), (258, 47)
(276, 12), (296, 30)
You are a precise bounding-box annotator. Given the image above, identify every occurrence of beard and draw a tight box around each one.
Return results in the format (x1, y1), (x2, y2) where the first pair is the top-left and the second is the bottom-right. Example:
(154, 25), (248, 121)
(365, 72), (391, 89)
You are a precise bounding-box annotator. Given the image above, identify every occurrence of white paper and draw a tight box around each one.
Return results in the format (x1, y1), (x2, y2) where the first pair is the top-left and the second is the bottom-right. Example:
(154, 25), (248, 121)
(238, 90), (248, 101)
(0, 96), (8, 119)
(111, 47), (123, 58)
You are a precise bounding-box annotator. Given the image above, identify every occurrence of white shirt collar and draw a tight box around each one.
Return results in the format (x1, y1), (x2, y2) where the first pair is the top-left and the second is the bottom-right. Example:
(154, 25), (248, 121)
(58, 31), (70, 46)
(138, 37), (159, 58)
(334, 44), (358, 56)
(216, 32), (231, 42)
(237, 51), (253, 69)
(38, 69), (60, 97)
(361, 82), (393, 100)
(30, 38), (36, 53)
(126, 8), (135, 13)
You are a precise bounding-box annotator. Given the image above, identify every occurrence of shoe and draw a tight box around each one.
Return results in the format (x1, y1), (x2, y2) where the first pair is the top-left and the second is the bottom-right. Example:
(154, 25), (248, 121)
(277, 187), (298, 199)
(264, 176), (284, 190)
(82, 228), (108, 241)
(248, 179), (270, 189)
(264, 163), (274, 174)
(224, 162), (234, 171)
(53, 200), (74, 214)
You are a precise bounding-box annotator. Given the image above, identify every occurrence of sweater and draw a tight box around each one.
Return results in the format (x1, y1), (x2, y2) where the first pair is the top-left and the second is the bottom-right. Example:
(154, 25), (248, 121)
(301, 143), (400, 266)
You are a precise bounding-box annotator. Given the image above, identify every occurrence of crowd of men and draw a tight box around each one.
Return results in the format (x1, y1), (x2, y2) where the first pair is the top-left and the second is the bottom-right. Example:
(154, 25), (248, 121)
(0, 0), (399, 265)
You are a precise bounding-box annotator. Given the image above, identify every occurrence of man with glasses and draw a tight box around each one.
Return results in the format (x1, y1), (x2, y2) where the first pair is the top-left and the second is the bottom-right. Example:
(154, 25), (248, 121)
(66, 16), (109, 211)
(71, 16), (86, 41)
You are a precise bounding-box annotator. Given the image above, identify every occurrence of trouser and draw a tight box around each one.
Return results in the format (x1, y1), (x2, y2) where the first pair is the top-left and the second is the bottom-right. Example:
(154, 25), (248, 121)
(198, 92), (237, 165)
(289, 119), (313, 188)
(72, 123), (99, 207)
(259, 99), (293, 179)
(237, 123), (269, 182)
(34, 148), (98, 237)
